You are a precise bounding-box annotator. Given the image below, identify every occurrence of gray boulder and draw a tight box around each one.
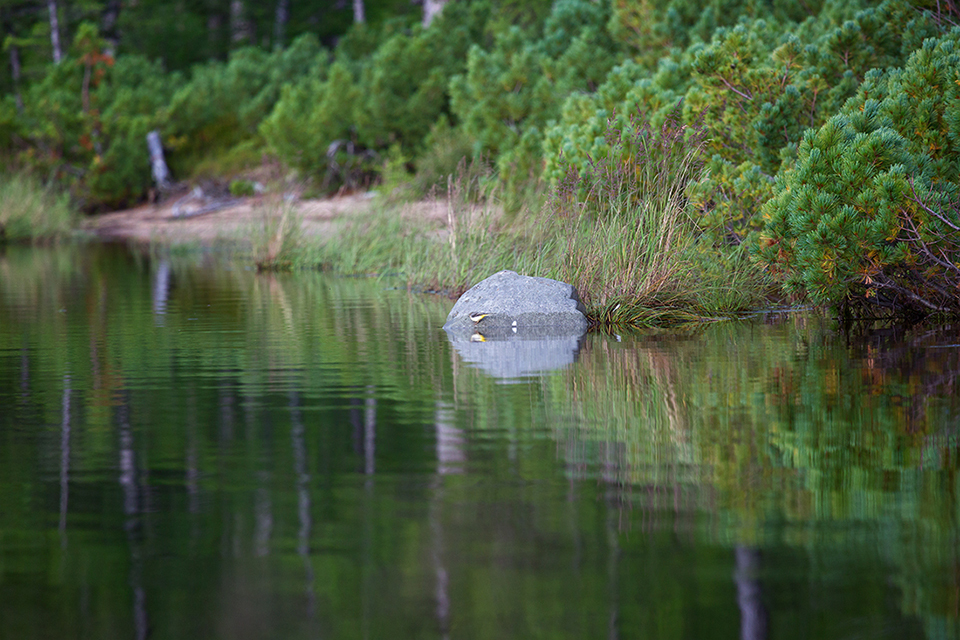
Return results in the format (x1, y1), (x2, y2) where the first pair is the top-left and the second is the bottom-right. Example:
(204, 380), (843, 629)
(442, 270), (589, 338)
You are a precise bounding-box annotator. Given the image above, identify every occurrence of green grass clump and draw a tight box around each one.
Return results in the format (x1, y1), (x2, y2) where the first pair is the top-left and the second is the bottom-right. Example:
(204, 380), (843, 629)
(0, 174), (77, 243)
(312, 112), (773, 327)
(548, 116), (772, 324)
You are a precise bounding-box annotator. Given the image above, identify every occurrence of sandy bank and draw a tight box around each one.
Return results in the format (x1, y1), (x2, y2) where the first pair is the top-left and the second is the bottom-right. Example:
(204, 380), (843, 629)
(85, 192), (452, 245)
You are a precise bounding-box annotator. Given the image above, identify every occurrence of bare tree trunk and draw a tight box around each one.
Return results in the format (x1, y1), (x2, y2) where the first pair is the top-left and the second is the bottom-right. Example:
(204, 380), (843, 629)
(353, 0), (365, 24)
(146, 131), (171, 192)
(8, 43), (23, 113)
(274, 0), (289, 49)
(423, 0), (447, 27)
(207, 13), (222, 54)
(101, 0), (122, 55)
(47, 0), (62, 64)
(230, 0), (252, 45)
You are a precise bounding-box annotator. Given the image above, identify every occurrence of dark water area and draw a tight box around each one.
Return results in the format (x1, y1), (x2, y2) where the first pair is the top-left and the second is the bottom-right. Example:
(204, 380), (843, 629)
(1, 244), (959, 640)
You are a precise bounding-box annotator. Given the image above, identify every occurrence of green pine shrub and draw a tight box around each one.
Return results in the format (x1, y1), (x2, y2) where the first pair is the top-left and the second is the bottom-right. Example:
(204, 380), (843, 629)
(353, 20), (474, 152)
(758, 29), (960, 317)
(542, 56), (689, 188)
(333, 23), (386, 72)
(546, 0), (940, 246)
(263, 4), (493, 191)
(605, 0), (894, 69)
(165, 34), (327, 177)
(684, 0), (938, 241)
(481, 0), (554, 39)
(11, 23), (177, 209)
(609, 0), (796, 68)
(449, 0), (621, 208)
(260, 61), (358, 182)
(449, 28), (553, 160)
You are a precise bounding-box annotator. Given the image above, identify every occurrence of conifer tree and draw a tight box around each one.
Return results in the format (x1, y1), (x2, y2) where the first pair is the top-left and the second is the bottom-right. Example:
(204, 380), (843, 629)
(449, 0), (620, 204)
(759, 29), (960, 317)
(12, 23), (175, 208)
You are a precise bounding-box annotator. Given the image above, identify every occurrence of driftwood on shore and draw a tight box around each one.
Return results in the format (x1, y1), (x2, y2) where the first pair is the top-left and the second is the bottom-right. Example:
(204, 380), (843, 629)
(170, 187), (242, 219)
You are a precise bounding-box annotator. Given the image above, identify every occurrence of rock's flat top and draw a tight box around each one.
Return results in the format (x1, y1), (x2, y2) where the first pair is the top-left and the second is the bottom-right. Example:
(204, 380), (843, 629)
(443, 270), (588, 337)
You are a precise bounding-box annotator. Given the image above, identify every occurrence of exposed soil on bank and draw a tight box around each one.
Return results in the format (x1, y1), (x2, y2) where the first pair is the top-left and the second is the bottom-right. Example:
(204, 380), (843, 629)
(86, 191), (452, 245)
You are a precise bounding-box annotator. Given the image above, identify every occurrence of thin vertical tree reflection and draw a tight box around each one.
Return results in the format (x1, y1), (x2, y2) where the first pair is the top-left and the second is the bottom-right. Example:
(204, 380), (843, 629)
(360, 386), (376, 640)
(152, 259), (172, 324)
(117, 398), (149, 640)
(58, 373), (71, 549)
(290, 391), (316, 620)
(254, 472), (273, 558)
(735, 547), (767, 640)
(606, 472), (621, 640)
(432, 401), (464, 639)
(19, 343), (28, 399)
(186, 388), (201, 557)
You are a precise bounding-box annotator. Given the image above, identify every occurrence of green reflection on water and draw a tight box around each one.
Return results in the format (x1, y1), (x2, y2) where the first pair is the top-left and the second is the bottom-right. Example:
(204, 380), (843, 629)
(0, 245), (957, 640)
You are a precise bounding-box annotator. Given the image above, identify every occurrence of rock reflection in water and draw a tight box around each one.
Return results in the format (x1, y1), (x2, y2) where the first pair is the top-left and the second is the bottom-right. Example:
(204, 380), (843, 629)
(444, 329), (586, 382)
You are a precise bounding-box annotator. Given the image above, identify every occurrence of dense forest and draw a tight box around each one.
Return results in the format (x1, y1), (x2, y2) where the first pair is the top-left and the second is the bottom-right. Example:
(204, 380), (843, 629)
(1, 0), (959, 317)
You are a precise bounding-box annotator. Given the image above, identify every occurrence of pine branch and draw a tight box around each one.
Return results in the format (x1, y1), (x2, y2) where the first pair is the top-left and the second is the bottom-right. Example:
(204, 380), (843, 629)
(715, 75), (754, 102)
(871, 273), (953, 313)
(899, 209), (960, 278)
(904, 266), (959, 304)
(908, 178), (960, 232)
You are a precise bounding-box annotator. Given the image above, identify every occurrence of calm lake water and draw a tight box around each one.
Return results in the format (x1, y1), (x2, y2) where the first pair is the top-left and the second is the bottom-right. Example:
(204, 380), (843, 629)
(1, 244), (959, 640)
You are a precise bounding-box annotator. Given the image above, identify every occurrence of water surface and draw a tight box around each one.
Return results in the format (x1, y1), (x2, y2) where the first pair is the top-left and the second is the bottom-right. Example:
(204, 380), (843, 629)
(1, 244), (958, 639)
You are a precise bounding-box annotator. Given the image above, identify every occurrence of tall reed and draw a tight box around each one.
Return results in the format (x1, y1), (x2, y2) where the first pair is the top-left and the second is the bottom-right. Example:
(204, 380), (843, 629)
(550, 110), (769, 324)
(555, 114), (698, 307)
(251, 196), (304, 271)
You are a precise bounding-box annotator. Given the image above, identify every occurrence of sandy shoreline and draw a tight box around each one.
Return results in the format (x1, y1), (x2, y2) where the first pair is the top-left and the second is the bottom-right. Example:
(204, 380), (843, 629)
(85, 192), (452, 245)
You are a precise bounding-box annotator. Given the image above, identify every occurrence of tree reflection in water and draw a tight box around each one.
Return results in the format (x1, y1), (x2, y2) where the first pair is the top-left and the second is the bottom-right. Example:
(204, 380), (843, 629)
(0, 245), (957, 639)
